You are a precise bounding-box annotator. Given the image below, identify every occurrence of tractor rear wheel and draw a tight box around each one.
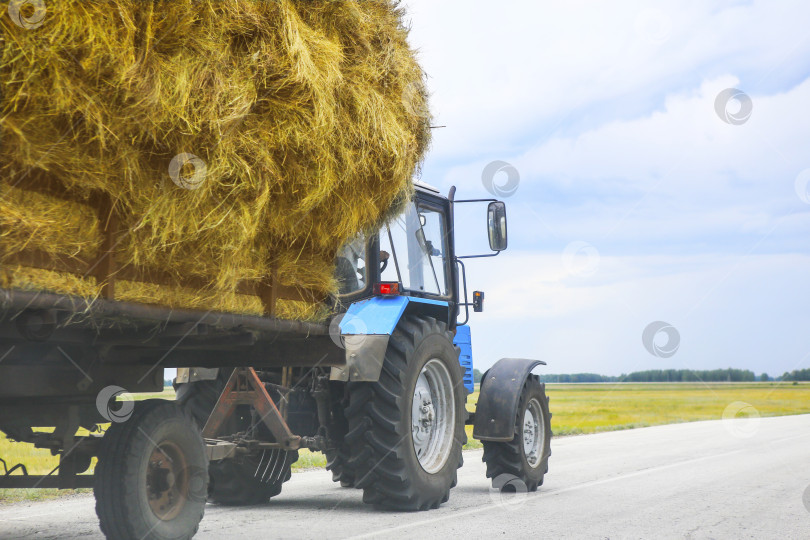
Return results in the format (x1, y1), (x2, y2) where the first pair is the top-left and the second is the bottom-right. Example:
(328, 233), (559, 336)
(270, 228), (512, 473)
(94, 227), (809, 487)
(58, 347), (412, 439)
(324, 384), (356, 487)
(482, 375), (552, 492)
(345, 316), (466, 510)
(95, 399), (208, 540)
(175, 375), (297, 505)
(325, 443), (356, 487)
(207, 450), (298, 505)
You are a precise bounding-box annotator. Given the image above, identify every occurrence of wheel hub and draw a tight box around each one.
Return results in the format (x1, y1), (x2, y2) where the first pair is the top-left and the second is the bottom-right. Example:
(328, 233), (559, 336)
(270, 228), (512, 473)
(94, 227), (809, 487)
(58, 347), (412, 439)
(412, 386), (434, 447)
(410, 359), (456, 474)
(146, 441), (189, 521)
(522, 398), (544, 468)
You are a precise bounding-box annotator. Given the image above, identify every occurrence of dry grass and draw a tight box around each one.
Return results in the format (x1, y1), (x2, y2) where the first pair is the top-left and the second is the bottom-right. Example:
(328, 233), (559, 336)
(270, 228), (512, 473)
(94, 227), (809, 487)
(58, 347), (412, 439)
(0, 0), (430, 319)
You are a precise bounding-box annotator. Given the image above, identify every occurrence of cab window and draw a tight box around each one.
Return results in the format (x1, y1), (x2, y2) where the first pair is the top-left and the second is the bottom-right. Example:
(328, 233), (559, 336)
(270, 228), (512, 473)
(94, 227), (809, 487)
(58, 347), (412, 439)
(380, 202), (447, 296)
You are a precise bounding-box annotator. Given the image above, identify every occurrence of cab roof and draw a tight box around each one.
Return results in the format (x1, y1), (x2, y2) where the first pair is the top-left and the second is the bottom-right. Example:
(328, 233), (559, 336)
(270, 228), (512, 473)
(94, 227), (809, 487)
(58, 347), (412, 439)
(413, 180), (441, 194)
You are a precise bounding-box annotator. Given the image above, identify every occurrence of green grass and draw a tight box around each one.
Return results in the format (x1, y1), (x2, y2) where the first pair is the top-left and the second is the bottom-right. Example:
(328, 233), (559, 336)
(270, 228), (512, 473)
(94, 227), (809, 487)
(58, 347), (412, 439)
(3, 382), (809, 502)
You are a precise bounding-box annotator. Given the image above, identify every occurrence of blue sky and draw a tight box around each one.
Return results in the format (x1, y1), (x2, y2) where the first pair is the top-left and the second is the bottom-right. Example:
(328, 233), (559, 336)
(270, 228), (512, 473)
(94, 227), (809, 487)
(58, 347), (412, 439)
(402, 0), (810, 376)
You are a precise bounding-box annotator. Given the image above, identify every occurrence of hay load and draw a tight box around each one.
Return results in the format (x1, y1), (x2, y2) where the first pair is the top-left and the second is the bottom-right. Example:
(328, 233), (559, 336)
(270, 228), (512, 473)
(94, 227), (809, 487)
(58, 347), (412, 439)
(0, 0), (431, 320)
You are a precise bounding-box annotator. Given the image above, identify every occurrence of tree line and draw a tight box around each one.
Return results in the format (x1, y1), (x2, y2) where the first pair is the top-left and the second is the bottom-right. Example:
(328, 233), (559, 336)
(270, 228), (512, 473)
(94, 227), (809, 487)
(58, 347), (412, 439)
(471, 368), (792, 383)
(780, 368), (810, 381)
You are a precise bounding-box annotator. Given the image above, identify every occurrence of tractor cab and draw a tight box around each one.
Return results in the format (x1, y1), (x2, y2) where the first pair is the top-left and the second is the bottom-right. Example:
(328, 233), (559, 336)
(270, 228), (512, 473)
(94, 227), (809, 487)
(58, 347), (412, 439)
(334, 181), (508, 329)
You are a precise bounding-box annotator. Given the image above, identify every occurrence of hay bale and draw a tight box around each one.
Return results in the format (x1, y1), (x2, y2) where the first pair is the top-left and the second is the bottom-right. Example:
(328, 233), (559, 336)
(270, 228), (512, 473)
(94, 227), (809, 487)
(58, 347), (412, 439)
(0, 0), (430, 320)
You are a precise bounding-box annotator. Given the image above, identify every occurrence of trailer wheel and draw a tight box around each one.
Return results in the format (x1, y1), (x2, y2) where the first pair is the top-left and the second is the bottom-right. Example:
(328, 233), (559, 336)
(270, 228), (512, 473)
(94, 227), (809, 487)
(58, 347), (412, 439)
(176, 377), (298, 505)
(95, 399), (208, 540)
(345, 316), (466, 510)
(482, 375), (552, 492)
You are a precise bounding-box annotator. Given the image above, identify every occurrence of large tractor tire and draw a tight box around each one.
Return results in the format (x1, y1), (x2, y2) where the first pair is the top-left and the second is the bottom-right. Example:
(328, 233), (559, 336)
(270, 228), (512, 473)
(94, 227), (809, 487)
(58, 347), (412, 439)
(95, 399), (208, 540)
(482, 375), (552, 492)
(207, 449), (297, 505)
(324, 386), (356, 487)
(176, 375), (297, 505)
(325, 442), (356, 488)
(345, 316), (466, 510)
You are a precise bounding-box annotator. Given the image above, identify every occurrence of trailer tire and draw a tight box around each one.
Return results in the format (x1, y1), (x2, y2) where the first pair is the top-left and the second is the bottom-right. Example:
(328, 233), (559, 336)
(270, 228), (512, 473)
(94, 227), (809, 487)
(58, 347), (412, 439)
(176, 377), (297, 505)
(481, 375), (552, 492)
(95, 399), (208, 540)
(345, 316), (466, 510)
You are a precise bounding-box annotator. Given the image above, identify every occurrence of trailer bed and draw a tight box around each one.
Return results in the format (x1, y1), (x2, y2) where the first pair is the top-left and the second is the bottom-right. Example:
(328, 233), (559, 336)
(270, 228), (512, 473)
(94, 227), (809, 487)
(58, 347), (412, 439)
(0, 288), (343, 402)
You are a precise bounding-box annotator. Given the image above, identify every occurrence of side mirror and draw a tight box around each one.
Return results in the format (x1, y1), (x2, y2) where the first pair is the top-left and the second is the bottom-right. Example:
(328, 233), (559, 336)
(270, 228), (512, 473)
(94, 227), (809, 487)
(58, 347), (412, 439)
(414, 228), (429, 255)
(487, 202), (508, 251)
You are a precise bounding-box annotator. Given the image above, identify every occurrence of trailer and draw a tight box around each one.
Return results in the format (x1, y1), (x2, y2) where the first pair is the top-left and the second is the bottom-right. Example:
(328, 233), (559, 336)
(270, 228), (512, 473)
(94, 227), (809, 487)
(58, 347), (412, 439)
(0, 182), (551, 539)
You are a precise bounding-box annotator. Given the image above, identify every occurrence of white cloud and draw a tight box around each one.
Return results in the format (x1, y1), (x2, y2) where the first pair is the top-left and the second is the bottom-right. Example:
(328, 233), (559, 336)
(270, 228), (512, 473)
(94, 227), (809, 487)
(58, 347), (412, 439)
(404, 0), (810, 163)
(399, 0), (810, 375)
(465, 251), (810, 376)
(443, 74), (810, 256)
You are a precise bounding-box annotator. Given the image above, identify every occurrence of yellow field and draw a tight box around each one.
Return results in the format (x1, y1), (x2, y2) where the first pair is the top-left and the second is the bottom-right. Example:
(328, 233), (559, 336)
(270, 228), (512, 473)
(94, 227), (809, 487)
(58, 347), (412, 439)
(2, 382), (808, 503)
(542, 381), (810, 434)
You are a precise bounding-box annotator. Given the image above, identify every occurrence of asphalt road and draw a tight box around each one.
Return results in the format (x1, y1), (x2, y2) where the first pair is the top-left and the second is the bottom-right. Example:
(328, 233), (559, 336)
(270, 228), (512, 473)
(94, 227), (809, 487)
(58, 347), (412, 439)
(2, 414), (809, 539)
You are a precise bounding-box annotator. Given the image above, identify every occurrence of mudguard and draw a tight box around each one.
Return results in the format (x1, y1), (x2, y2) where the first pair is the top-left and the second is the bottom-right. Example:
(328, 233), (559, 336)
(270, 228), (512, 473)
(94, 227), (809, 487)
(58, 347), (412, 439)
(329, 295), (449, 382)
(473, 357), (547, 441)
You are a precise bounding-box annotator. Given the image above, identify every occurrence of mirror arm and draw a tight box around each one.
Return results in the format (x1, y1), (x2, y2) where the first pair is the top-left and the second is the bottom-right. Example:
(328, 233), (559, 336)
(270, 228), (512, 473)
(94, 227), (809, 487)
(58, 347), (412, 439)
(456, 251), (501, 260)
(455, 257), (470, 326)
(454, 197), (507, 256)
(454, 198), (500, 204)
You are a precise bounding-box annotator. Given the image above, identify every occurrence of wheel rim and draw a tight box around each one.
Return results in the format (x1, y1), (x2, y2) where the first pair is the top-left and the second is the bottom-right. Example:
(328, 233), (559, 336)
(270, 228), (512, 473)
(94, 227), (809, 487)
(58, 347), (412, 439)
(411, 358), (456, 474)
(522, 398), (545, 468)
(146, 441), (190, 521)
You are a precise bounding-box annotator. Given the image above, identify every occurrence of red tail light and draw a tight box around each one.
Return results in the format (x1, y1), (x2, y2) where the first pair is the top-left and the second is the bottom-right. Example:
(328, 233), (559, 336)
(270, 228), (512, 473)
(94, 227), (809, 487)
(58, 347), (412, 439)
(374, 282), (400, 296)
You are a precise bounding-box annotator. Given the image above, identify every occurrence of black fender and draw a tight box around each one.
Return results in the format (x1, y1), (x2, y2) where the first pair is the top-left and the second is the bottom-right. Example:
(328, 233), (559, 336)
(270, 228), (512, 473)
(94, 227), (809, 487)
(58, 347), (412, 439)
(473, 358), (546, 441)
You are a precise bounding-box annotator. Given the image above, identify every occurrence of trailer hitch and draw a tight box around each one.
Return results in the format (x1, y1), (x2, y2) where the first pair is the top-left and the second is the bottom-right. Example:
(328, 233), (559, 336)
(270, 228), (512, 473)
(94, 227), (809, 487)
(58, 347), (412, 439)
(202, 367), (301, 450)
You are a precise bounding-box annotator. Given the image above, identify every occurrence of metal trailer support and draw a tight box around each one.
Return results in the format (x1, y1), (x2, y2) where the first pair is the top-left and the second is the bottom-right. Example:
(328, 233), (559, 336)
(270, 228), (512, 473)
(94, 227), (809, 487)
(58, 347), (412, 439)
(202, 367), (301, 450)
(472, 357), (547, 441)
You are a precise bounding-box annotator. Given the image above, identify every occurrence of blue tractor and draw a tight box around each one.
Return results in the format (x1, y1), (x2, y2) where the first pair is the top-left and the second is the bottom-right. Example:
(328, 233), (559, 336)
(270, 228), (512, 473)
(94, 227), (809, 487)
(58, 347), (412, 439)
(176, 181), (552, 510)
(0, 182), (552, 538)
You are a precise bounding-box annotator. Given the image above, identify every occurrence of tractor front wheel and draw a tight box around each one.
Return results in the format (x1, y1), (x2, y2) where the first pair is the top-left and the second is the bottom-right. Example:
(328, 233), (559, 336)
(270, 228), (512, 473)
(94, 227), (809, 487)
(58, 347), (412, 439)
(482, 375), (552, 492)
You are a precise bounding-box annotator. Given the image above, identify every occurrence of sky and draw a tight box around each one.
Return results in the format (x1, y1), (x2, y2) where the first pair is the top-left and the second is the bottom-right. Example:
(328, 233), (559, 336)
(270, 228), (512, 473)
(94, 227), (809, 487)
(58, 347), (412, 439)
(401, 0), (810, 376)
